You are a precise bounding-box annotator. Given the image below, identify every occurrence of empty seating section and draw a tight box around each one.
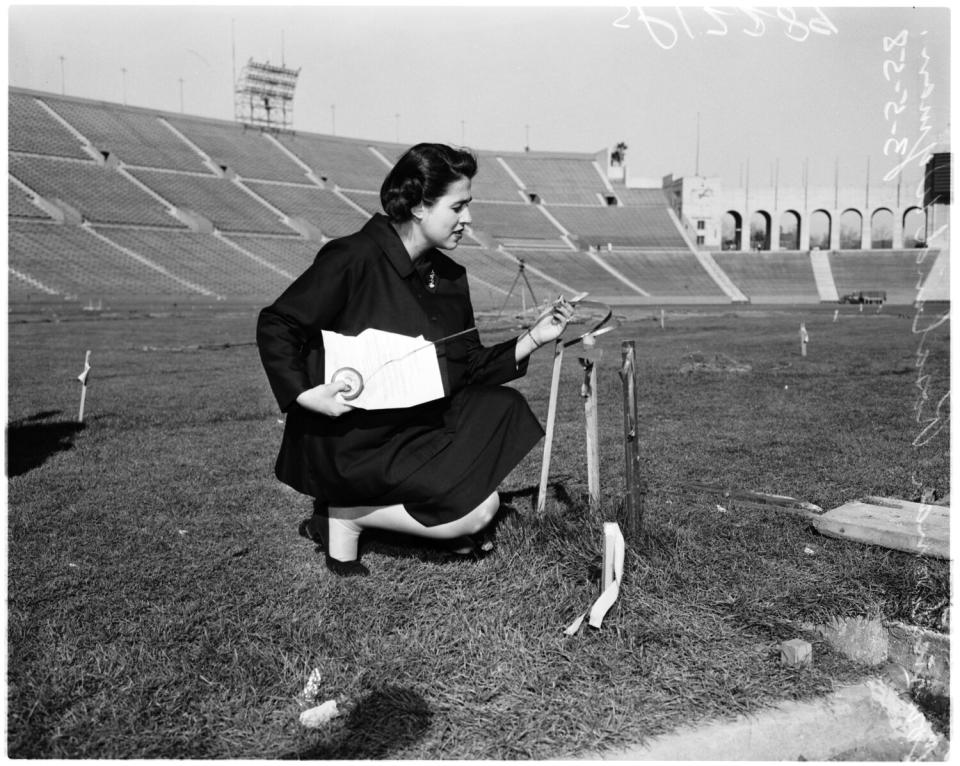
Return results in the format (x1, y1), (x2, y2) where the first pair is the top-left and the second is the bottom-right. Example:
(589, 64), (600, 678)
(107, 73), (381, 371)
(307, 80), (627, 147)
(9, 180), (50, 220)
(340, 191), (382, 217)
(129, 170), (291, 234)
(372, 143), (407, 165)
(10, 88), (938, 306)
(98, 228), (292, 296)
(550, 206), (687, 248)
(713, 252), (820, 301)
(501, 155), (607, 205)
(469, 201), (562, 240)
(275, 134), (389, 190)
(168, 117), (308, 182)
(244, 182), (367, 238)
(452, 246), (559, 311)
(45, 99), (208, 172)
(615, 187), (669, 206)
(508, 249), (635, 298)
(225, 235), (320, 278)
(9, 92), (88, 159)
(9, 155), (180, 228)
(470, 153), (525, 201)
(599, 250), (726, 296)
(829, 250), (939, 304)
(9, 220), (189, 296)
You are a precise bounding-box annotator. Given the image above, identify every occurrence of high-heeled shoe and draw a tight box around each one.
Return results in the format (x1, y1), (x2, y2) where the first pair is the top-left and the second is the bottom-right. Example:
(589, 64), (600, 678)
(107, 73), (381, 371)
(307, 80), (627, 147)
(297, 515), (368, 577)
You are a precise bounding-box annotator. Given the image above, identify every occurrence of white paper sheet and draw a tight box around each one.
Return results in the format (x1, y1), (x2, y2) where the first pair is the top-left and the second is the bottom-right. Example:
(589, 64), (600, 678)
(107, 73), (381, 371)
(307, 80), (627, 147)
(321, 328), (445, 410)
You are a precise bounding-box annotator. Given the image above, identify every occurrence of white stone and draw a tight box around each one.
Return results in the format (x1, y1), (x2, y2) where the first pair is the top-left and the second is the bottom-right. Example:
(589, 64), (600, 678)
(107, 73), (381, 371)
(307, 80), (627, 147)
(299, 700), (340, 728)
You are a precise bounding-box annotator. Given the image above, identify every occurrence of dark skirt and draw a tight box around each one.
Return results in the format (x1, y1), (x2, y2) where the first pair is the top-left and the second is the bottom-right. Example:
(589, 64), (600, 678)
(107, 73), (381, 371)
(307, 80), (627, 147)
(398, 385), (544, 526)
(284, 384), (544, 527)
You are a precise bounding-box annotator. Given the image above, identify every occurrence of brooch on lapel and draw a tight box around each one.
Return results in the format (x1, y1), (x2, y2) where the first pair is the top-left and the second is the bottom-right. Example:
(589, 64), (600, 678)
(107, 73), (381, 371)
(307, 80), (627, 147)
(426, 270), (438, 291)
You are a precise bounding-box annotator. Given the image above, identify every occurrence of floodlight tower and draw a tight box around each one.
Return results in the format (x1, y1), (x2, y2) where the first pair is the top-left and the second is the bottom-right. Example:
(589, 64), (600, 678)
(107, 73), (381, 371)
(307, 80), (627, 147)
(234, 57), (301, 131)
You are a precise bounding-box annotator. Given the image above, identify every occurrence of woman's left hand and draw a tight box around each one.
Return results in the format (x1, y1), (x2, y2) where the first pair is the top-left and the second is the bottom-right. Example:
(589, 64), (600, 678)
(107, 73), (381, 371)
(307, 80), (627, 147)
(528, 296), (576, 346)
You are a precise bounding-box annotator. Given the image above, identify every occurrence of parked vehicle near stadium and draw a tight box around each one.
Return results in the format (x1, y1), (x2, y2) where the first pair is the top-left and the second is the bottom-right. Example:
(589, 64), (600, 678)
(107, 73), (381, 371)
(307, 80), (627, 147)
(839, 290), (887, 304)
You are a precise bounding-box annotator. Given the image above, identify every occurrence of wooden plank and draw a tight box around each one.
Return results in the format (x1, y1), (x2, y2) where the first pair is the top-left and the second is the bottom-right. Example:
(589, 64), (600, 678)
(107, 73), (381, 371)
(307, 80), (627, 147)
(812, 499), (950, 559)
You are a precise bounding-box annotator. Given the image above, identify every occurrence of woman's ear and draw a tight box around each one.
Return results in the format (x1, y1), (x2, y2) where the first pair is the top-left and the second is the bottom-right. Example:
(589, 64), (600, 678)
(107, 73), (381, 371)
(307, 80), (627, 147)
(410, 202), (426, 223)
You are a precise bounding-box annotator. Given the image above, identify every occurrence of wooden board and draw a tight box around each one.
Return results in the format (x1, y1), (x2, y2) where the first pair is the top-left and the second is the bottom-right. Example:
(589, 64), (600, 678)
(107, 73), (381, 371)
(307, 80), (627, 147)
(812, 498), (950, 559)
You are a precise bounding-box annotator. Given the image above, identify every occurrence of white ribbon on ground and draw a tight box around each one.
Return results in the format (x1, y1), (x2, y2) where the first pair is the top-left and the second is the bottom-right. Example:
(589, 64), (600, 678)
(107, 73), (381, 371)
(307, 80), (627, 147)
(565, 522), (625, 635)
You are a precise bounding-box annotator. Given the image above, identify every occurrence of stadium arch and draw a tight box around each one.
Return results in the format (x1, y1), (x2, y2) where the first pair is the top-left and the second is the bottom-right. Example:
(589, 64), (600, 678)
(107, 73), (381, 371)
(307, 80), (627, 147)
(720, 210), (743, 250)
(808, 209), (832, 251)
(870, 207), (894, 249)
(778, 209), (801, 250)
(838, 208), (863, 249)
(903, 206), (927, 247)
(748, 210), (771, 251)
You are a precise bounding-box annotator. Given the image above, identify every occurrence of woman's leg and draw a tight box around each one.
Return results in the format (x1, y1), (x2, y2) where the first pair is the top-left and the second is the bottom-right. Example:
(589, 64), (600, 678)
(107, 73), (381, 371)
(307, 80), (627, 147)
(326, 492), (500, 562)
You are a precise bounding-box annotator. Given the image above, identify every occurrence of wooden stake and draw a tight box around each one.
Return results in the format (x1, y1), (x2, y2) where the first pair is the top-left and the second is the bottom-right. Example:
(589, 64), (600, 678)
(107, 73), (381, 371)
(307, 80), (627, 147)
(581, 350), (600, 509)
(536, 340), (564, 514)
(659, 308), (665, 330)
(619, 341), (643, 539)
(800, 321), (809, 357)
(77, 349), (91, 423)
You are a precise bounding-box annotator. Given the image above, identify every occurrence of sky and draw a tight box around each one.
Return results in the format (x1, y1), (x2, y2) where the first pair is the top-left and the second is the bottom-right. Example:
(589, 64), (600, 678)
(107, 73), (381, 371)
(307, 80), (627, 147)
(6, 3), (954, 193)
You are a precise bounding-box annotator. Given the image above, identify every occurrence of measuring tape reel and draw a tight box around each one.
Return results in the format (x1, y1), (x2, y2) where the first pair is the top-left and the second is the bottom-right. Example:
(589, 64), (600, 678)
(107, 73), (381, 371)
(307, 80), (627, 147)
(331, 367), (364, 401)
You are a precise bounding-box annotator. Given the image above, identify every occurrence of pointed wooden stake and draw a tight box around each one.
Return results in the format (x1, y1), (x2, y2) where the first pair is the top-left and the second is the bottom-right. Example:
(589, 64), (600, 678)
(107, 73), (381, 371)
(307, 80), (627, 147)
(77, 350), (91, 423)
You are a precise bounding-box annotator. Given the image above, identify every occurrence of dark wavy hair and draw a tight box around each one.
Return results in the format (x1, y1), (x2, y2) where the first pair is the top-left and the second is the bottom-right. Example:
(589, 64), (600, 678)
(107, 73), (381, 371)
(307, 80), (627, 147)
(380, 143), (478, 223)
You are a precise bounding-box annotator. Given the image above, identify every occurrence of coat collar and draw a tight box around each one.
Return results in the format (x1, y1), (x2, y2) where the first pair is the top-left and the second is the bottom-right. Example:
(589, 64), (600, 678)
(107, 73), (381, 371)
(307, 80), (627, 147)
(362, 213), (418, 279)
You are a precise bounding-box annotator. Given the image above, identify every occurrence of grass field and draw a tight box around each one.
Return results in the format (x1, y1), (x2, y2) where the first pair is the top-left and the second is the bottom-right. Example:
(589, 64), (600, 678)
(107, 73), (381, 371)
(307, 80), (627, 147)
(6, 300), (950, 758)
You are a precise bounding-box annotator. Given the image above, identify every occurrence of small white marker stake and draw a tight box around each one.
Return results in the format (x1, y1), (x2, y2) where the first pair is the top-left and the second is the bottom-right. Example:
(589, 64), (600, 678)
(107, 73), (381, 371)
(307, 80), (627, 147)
(77, 350), (91, 423)
(799, 322), (809, 357)
(833, 309), (839, 323)
(659, 308), (665, 330)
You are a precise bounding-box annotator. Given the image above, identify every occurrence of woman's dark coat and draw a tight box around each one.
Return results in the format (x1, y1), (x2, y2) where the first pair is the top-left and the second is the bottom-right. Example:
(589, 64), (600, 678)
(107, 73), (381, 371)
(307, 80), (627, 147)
(257, 213), (543, 523)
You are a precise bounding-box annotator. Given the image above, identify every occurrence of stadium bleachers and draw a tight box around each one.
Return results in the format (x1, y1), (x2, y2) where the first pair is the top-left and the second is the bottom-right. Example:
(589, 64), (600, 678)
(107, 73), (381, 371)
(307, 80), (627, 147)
(9, 179), (51, 220)
(339, 190), (383, 217)
(501, 154), (608, 205)
(828, 249), (941, 304)
(43, 98), (210, 172)
(9, 91), (89, 159)
(507, 248), (640, 299)
(711, 252), (821, 302)
(224, 235), (320, 279)
(274, 134), (390, 190)
(128, 169), (293, 234)
(243, 182), (368, 238)
(615, 187), (670, 207)
(450, 245), (562, 312)
(468, 201), (565, 241)
(597, 249), (727, 297)
(167, 116), (309, 182)
(471, 152), (526, 202)
(9, 219), (192, 298)
(96, 227), (293, 296)
(9, 86), (945, 306)
(9, 154), (182, 228)
(549, 205), (688, 248)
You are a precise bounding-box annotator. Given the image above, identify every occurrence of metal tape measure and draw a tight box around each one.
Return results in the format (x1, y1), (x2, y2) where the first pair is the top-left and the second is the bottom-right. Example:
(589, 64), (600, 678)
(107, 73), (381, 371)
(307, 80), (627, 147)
(331, 367), (364, 400)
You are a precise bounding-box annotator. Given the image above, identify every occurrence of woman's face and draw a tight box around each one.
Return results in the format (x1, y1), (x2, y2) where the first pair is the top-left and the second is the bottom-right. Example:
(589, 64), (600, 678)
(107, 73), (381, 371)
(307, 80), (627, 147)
(417, 176), (472, 250)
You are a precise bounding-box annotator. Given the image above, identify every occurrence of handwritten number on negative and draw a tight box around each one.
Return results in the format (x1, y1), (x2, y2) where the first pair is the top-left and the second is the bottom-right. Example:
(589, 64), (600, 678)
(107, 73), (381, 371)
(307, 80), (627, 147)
(883, 58), (905, 81)
(883, 30), (908, 51)
(703, 6), (732, 36)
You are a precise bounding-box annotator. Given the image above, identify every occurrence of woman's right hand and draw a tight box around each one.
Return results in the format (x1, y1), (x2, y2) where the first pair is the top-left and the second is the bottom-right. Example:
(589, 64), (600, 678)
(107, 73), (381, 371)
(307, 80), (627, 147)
(295, 381), (355, 417)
